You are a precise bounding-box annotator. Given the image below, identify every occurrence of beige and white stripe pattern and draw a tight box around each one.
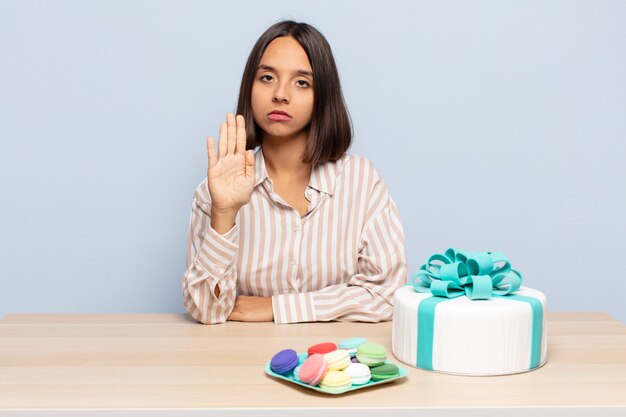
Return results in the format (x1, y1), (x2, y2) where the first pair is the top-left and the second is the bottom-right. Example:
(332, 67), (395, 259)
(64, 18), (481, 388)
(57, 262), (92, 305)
(182, 146), (408, 324)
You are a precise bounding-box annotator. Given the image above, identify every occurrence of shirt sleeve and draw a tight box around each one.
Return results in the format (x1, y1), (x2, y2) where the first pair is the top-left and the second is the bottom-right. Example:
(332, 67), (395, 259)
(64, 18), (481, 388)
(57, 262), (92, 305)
(271, 172), (409, 324)
(181, 180), (240, 324)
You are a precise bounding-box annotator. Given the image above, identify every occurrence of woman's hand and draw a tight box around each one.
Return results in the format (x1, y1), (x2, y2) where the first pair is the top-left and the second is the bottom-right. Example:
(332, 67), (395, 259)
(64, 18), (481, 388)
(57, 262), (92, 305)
(207, 113), (256, 213)
(228, 295), (274, 322)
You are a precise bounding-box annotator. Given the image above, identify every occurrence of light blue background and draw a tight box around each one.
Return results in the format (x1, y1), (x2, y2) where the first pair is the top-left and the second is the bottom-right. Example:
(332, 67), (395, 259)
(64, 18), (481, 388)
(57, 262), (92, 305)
(1, 1), (624, 323)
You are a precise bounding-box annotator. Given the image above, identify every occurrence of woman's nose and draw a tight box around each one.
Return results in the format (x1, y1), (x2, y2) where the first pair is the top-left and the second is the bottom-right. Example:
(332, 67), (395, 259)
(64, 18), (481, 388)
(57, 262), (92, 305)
(272, 83), (289, 103)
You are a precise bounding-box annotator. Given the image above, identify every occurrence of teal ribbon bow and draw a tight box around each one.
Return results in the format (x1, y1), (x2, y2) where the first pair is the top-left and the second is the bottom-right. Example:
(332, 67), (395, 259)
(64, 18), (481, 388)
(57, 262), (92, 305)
(410, 248), (522, 299)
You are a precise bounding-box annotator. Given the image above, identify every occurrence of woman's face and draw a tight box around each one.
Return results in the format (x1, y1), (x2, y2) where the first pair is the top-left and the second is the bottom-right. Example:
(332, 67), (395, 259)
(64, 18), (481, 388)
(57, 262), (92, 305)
(251, 36), (314, 141)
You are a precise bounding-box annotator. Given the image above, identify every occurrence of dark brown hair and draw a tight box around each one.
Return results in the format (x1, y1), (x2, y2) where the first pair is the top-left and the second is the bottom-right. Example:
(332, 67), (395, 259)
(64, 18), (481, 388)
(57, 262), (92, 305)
(236, 20), (352, 165)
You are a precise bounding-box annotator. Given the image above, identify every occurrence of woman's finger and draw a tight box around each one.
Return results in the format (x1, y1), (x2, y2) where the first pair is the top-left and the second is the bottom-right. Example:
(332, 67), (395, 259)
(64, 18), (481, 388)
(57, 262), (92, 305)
(217, 120), (227, 159)
(207, 137), (216, 170)
(235, 114), (246, 156)
(226, 112), (236, 155)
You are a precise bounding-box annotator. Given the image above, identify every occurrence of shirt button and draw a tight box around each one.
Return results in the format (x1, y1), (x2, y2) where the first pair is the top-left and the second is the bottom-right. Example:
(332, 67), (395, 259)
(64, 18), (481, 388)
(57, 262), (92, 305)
(289, 258), (296, 266)
(293, 225), (299, 232)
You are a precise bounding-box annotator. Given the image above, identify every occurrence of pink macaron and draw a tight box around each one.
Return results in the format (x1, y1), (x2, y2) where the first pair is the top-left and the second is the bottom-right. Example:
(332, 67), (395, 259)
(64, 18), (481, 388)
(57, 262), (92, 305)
(299, 353), (328, 386)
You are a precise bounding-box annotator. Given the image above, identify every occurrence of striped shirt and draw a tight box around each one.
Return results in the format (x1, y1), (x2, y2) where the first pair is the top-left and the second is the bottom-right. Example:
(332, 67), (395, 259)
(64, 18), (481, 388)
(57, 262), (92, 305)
(181, 146), (408, 324)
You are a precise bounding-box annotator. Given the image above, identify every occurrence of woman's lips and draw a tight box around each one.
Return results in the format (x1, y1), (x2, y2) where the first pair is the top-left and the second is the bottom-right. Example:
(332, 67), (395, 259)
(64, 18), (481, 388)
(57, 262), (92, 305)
(268, 113), (291, 122)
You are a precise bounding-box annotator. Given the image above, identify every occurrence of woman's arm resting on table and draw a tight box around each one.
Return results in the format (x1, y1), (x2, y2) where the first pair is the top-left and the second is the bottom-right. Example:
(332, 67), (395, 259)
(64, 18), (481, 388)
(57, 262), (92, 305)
(227, 295), (274, 322)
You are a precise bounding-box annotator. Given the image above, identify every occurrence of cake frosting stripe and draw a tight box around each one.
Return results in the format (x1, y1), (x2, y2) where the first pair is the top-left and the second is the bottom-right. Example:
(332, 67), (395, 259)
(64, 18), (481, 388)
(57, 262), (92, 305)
(416, 296), (448, 371)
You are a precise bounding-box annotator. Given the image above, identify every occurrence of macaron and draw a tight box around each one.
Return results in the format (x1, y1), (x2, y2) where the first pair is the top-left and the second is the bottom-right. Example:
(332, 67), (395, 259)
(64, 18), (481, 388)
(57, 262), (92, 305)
(370, 363), (400, 381)
(356, 342), (387, 367)
(338, 337), (368, 357)
(324, 349), (351, 371)
(297, 352), (309, 364)
(293, 364), (302, 382)
(320, 370), (352, 393)
(270, 349), (300, 375)
(307, 342), (337, 356)
(299, 353), (328, 386)
(344, 362), (371, 385)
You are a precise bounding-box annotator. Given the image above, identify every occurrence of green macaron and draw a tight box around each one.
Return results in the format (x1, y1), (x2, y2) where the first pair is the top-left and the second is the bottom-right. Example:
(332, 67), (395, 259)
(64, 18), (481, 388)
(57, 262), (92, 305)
(370, 363), (400, 381)
(355, 342), (387, 367)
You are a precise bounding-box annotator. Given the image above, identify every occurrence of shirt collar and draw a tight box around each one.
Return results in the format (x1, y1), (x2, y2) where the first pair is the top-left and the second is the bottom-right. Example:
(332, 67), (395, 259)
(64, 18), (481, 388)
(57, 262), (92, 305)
(253, 146), (342, 196)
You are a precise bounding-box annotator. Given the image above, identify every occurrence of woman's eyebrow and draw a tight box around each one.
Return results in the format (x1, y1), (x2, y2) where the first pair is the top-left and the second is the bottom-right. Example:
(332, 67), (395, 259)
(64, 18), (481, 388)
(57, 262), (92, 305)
(257, 64), (313, 77)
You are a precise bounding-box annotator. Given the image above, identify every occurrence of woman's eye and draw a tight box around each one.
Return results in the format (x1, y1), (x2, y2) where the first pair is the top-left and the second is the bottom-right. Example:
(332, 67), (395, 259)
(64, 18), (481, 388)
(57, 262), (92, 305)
(297, 80), (310, 87)
(260, 74), (273, 82)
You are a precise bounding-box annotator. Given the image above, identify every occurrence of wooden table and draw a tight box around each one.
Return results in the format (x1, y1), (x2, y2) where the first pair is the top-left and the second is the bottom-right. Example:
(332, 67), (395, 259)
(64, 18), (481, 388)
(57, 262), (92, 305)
(0, 312), (625, 417)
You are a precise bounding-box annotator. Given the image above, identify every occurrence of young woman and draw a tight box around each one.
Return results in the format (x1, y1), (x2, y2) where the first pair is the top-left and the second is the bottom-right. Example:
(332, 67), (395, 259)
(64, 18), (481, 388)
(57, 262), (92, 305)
(182, 20), (408, 324)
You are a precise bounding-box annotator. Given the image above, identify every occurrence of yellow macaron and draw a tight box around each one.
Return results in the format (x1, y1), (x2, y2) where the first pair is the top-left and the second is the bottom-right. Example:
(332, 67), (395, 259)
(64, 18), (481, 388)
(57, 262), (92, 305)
(319, 370), (352, 393)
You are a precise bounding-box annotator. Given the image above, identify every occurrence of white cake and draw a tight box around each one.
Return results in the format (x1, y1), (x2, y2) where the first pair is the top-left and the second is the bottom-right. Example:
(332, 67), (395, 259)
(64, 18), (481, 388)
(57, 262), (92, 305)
(392, 285), (548, 376)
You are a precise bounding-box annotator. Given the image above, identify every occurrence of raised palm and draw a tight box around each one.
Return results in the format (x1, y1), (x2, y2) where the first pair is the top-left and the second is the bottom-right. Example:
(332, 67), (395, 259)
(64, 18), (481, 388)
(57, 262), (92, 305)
(206, 113), (256, 213)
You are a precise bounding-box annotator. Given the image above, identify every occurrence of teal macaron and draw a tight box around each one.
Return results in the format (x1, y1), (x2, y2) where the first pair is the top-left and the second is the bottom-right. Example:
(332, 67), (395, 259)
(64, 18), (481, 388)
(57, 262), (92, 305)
(370, 363), (400, 381)
(293, 364), (302, 381)
(338, 337), (368, 358)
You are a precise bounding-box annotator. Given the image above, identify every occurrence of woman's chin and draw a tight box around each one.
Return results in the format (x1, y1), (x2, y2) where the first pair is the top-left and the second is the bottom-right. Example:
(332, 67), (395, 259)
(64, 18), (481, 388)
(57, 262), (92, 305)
(262, 126), (306, 141)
